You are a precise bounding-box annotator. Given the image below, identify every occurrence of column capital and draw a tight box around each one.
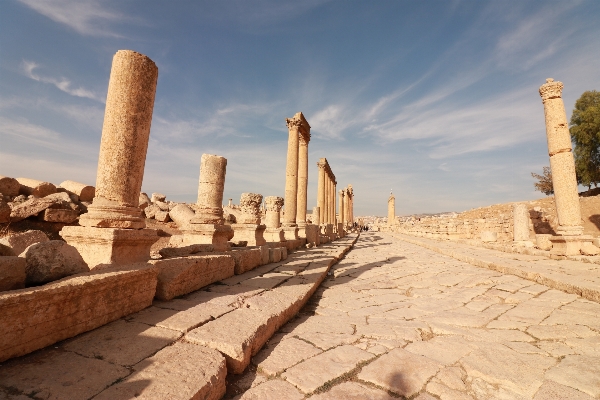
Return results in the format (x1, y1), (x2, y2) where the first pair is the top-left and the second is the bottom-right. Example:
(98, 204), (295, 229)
(265, 196), (284, 212)
(539, 78), (563, 101)
(317, 159), (327, 169)
(339, 189), (345, 197)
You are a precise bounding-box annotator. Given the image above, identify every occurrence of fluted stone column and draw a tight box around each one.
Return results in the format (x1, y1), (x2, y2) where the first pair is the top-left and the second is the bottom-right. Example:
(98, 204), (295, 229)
(61, 50), (159, 268)
(513, 203), (531, 243)
(170, 154), (233, 251)
(283, 119), (300, 227)
(264, 196), (285, 242)
(388, 193), (395, 227)
(539, 78), (596, 255)
(232, 193), (266, 246)
(296, 131), (310, 228)
(317, 160), (326, 225)
(338, 190), (345, 225)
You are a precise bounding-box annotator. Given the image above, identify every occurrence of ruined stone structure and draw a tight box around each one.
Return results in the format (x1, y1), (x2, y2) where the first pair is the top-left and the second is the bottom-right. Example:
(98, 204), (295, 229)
(61, 50), (159, 267)
(316, 158), (337, 226)
(232, 193), (267, 246)
(264, 196), (285, 242)
(171, 154), (234, 251)
(345, 184), (354, 227)
(539, 78), (596, 255)
(282, 112), (311, 240)
(388, 192), (395, 227)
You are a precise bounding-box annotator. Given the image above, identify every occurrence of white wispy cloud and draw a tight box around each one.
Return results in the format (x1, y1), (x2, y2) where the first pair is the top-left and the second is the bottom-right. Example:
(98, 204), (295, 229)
(22, 61), (105, 103)
(17, 0), (127, 37)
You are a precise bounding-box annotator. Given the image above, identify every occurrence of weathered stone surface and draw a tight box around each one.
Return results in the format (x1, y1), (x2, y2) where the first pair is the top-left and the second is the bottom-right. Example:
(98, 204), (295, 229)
(0, 199), (10, 223)
(0, 230), (49, 256)
(0, 257), (26, 291)
(150, 254), (235, 300)
(20, 240), (88, 285)
(534, 380), (595, 400)
(39, 208), (79, 223)
(282, 345), (372, 393)
(144, 203), (160, 218)
(129, 302), (233, 332)
(310, 381), (395, 400)
(231, 247), (263, 275)
(151, 192), (166, 203)
(139, 192), (151, 209)
(16, 178), (57, 198)
(236, 379), (304, 400)
(168, 203), (195, 229)
(0, 349), (129, 400)
(252, 337), (321, 376)
(63, 319), (181, 366)
(154, 210), (171, 222)
(9, 197), (55, 221)
(158, 243), (214, 258)
(481, 231), (497, 242)
(0, 175), (20, 197)
(358, 348), (442, 397)
(404, 336), (473, 365)
(58, 180), (95, 202)
(0, 263), (158, 362)
(60, 226), (158, 269)
(95, 342), (226, 400)
(544, 355), (600, 398)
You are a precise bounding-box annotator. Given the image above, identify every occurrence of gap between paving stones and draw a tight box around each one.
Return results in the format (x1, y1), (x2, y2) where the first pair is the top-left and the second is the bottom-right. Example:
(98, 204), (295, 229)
(0, 234), (359, 400)
(393, 233), (600, 304)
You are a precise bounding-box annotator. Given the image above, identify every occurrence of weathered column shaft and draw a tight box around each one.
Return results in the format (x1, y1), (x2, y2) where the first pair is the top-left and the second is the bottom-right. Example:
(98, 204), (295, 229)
(513, 203), (530, 241)
(193, 154), (227, 224)
(338, 190), (344, 224)
(296, 134), (309, 225)
(81, 50), (158, 229)
(265, 196), (284, 228)
(539, 78), (583, 234)
(388, 195), (395, 226)
(283, 119), (300, 225)
(333, 182), (337, 223)
(317, 161), (326, 225)
(342, 190), (348, 224)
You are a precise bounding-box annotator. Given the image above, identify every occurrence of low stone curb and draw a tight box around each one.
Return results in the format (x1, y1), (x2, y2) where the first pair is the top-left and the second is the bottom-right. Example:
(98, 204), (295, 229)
(394, 233), (600, 303)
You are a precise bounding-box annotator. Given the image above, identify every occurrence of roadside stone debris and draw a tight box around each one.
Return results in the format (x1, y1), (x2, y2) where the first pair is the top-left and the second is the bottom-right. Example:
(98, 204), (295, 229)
(1, 49), (598, 400)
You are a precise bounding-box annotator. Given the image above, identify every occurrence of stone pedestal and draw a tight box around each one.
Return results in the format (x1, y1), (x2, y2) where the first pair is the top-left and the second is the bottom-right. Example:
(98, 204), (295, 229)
(283, 226), (299, 241)
(550, 235), (593, 257)
(337, 222), (345, 238)
(264, 196), (285, 243)
(264, 228), (285, 243)
(305, 224), (320, 246)
(171, 224), (233, 252)
(232, 193), (266, 246)
(60, 226), (158, 268)
(231, 223), (267, 246)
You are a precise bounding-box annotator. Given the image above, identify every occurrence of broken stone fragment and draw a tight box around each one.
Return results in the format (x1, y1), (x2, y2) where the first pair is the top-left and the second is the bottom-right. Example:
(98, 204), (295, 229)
(158, 244), (214, 258)
(0, 230), (49, 256)
(154, 210), (171, 223)
(155, 201), (169, 211)
(0, 199), (10, 223)
(0, 176), (20, 197)
(168, 204), (195, 230)
(0, 256), (26, 291)
(151, 192), (166, 203)
(58, 180), (95, 202)
(20, 240), (89, 286)
(139, 192), (151, 209)
(16, 178), (57, 198)
(144, 204), (160, 219)
(38, 208), (79, 224)
(580, 242), (599, 256)
(9, 197), (55, 221)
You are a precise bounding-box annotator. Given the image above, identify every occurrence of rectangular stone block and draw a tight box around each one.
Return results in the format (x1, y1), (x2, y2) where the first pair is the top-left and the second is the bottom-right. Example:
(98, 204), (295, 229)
(0, 264), (158, 362)
(39, 208), (78, 223)
(305, 224), (320, 246)
(269, 247), (282, 263)
(0, 256), (26, 291)
(230, 247), (263, 275)
(150, 254), (235, 301)
(259, 245), (270, 266)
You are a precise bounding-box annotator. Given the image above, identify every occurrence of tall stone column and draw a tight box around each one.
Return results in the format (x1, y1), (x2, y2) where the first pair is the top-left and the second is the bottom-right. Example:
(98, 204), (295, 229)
(170, 153), (233, 251)
(342, 188), (348, 224)
(324, 174), (330, 224)
(296, 130), (310, 228)
(388, 193), (395, 227)
(338, 190), (345, 224)
(317, 160), (326, 225)
(348, 185), (354, 226)
(539, 78), (596, 255)
(61, 50), (159, 268)
(283, 118), (300, 227)
(333, 181), (337, 225)
(264, 196), (285, 242)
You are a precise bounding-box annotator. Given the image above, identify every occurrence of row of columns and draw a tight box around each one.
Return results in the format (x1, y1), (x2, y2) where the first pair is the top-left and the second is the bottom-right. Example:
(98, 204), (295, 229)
(283, 112), (311, 229)
(317, 158), (336, 225)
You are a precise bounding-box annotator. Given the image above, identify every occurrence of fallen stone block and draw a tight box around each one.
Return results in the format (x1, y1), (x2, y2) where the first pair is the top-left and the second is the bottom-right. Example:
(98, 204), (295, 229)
(0, 175), (20, 197)
(0, 256), (26, 291)
(16, 178), (56, 198)
(139, 192), (151, 209)
(21, 240), (89, 286)
(269, 247), (282, 263)
(94, 342), (226, 400)
(158, 243), (214, 258)
(9, 197), (55, 221)
(151, 192), (166, 203)
(259, 245), (270, 265)
(230, 247), (263, 275)
(0, 230), (49, 256)
(150, 254), (235, 300)
(38, 208), (78, 223)
(0, 199), (10, 223)
(154, 210), (171, 223)
(168, 203), (195, 230)
(155, 201), (170, 211)
(0, 263), (159, 362)
(58, 180), (95, 202)
(144, 203), (160, 218)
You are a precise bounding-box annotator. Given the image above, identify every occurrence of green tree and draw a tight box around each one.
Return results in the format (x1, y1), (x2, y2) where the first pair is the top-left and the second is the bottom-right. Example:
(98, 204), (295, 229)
(570, 90), (600, 189)
(531, 166), (553, 196)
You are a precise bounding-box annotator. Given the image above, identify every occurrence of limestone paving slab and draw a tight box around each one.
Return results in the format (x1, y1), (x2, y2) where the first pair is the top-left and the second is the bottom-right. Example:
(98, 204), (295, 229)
(309, 381), (396, 400)
(281, 345), (373, 393)
(252, 337), (321, 375)
(233, 379), (304, 400)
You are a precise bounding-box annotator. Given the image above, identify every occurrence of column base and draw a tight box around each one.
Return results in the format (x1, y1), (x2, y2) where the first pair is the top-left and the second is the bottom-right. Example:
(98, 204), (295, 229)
(305, 224), (320, 246)
(296, 221), (307, 238)
(170, 224), (234, 252)
(550, 234), (593, 256)
(337, 223), (345, 238)
(264, 228), (285, 243)
(79, 204), (145, 229)
(60, 226), (158, 269)
(283, 226), (299, 241)
(231, 223), (267, 246)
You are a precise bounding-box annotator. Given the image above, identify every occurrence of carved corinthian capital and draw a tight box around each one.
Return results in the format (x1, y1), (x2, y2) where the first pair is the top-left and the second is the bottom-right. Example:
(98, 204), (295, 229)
(265, 196), (284, 212)
(286, 117), (302, 130)
(539, 78), (563, 102)
(239, 192), (263, 224)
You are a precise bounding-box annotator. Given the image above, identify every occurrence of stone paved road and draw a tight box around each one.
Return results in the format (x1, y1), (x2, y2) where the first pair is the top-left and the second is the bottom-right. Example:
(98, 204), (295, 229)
(227, 232), (600, 399)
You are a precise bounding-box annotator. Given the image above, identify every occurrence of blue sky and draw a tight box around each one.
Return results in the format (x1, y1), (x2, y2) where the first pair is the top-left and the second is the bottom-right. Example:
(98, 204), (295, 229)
(1, 1), (599, 217)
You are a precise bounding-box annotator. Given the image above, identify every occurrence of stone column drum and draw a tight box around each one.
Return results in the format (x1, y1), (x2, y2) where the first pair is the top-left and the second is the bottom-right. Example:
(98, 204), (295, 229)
(283, 118), (300, 227)
(264, 196), (285, 242)
(513, 203), (531, 244)
(317, 160), (326, 225)
(539, 78), (596, 255)
(171, 154), (233, 251)
(61, 50), (159, 268)
(296, 128), (310, 229)
(232, 193), (267, 246)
